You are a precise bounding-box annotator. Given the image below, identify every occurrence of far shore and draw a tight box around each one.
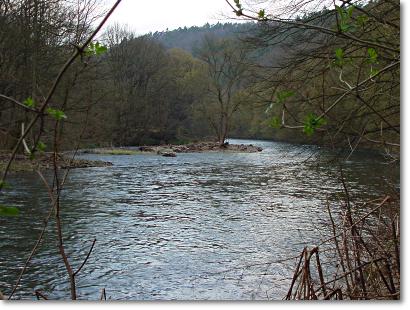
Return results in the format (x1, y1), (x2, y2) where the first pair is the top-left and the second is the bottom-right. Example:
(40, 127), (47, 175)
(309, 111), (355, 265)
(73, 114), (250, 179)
(0, 141), (263, 173)
(79, 141), (263, 157)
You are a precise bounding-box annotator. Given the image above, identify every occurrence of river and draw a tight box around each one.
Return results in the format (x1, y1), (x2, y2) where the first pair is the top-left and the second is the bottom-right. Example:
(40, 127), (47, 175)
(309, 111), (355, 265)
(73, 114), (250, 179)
(0, 139), (399, 300)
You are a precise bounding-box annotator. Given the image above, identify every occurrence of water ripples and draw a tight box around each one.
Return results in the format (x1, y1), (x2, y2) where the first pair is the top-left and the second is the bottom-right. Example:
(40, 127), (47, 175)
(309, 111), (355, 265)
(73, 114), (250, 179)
(0, 139), (398, 300)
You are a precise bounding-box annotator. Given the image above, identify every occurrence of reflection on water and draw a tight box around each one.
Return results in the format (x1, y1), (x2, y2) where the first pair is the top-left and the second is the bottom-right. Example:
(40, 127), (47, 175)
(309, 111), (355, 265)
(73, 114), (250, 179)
(0, 139), (399, 300)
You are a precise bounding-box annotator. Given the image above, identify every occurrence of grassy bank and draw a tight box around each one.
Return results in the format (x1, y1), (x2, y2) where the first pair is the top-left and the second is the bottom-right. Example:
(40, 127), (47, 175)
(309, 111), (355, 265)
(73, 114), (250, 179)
(0, 153), (112, 173)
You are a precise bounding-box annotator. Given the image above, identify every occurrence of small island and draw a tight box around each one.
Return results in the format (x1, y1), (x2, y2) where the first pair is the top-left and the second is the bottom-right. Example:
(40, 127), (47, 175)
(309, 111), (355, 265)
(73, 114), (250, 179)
(81, 141), (263, 157)
(0, 142), (263, 172)
(0, 152), (113, 173)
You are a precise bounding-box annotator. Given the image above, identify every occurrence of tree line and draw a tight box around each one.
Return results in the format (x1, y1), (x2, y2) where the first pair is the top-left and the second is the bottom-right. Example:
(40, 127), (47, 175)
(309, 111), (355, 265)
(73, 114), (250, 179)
(1, 0), (399, 155)
(1, 2), (256, 150)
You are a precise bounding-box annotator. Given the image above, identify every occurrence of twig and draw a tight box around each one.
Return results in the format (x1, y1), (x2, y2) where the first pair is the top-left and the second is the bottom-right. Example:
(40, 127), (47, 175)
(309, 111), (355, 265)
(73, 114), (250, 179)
(314, 258), (384, 293)
(6, 1), (123, 299)
(0, 0), (123, 191)
(285, 248), (306, 300)
(35, 290), (49, 300)
(318, 196), (391, 247)
(326, 200), (352, 295)
(74, 239), (97, 276)
(100, 288), (107, 301)
(324, 288), (342, 300)
(7, 170), (57, 300)
(0, 94), (39, 113)
(224, 0), (399, 53)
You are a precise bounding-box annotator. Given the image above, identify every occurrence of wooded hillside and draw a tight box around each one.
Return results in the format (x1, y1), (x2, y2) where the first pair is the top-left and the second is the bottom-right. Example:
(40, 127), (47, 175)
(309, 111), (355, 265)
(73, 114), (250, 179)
(0, 0), (399, 155)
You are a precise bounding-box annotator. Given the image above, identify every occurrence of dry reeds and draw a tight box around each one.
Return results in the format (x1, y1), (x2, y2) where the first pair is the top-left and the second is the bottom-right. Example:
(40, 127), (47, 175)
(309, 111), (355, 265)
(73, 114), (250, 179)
(285, 193), (400, 300)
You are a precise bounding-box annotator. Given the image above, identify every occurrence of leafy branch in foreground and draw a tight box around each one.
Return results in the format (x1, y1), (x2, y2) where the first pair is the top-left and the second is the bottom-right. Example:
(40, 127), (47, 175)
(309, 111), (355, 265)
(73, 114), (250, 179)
(46, 107), (67, 120)
(303, 113), (327, 136)
(84, 41), (108, 56)
(1, 0), (123, 300)
(23, 97), (36, 108)
(0, 205), (19, 217)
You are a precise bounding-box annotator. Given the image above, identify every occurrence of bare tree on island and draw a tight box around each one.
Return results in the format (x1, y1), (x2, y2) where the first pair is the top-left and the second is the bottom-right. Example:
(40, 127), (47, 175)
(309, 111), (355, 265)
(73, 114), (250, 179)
(197, 36), (252, 146)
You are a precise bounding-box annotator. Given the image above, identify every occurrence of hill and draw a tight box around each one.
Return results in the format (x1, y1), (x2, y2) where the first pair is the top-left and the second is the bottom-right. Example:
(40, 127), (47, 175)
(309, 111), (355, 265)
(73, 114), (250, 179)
(148, 22), (256, 54)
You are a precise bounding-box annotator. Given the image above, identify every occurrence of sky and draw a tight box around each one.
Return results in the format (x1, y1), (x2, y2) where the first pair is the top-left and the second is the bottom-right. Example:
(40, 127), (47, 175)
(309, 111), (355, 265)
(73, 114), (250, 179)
(104, 0), (240, 35)
(102, 0), (343, 35)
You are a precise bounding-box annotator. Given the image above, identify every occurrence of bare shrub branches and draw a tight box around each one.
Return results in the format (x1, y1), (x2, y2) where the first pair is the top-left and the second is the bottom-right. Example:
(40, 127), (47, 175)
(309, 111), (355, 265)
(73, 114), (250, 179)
(228, 0), (400, 153)
(286, 193), (399, 300)
(2, 0), (123, 300)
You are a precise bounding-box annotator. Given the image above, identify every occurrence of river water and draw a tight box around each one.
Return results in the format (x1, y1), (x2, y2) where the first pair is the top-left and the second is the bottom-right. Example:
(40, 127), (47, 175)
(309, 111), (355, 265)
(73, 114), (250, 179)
(0, 139), (399, 300)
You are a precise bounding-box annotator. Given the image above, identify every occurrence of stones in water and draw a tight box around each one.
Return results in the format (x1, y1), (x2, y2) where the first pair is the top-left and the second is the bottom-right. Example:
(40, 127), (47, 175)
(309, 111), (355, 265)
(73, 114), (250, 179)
(156, 149), (177, 157)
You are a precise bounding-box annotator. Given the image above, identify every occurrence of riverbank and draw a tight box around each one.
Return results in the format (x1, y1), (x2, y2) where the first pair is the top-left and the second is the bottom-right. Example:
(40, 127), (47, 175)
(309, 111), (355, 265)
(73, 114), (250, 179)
(0, 142), (263, 172)
(0, 153), (113, 173)
(80, 141), (263, 157)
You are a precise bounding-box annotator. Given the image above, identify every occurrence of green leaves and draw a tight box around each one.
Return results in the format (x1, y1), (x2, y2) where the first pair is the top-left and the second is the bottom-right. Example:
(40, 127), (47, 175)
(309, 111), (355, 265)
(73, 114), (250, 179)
(46, 107), (67, 120)
(258, 9), (266, 20)
(303, 113), (327, 136)
(356, 15), (369, 28)
(23, 97), (36, 108)
(23, 97), (66, 121)
(0, 205), (20, 217)
(332, 47), (353, 68)
(85, 41), (108, 56)
(346, 6), (354, 18)
(276, 90), (294, 103)
(36, 141), (47, 152)
(269, 116), (281, 129)
(370, 67), (379, 78)
(334, 48), (345, 67)
(367, 48), (378, 64)
(265, 91), (294, 129)
(332, 47), (378, 79)
(233, 0), (243, 16)
(366, 48), (379, 77)
(265, 90), (294, 115)
(335, 48), (344, 60)
(335, 5), (355, 32)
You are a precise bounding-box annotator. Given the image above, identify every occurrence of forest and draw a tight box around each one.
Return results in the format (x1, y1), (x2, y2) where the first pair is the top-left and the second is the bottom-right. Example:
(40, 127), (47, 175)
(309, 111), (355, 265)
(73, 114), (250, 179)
(0, 0), (400, 301)
(0, 0), (400, 152)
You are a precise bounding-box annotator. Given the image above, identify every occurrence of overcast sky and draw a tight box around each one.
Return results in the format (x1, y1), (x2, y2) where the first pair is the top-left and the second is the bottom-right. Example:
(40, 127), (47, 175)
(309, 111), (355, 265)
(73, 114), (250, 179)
(105, 0), (239, 35)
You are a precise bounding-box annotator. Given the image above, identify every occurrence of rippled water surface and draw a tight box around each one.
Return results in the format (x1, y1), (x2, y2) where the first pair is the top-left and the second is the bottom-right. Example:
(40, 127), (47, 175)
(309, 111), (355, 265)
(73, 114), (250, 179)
(0, 139), (399, 300)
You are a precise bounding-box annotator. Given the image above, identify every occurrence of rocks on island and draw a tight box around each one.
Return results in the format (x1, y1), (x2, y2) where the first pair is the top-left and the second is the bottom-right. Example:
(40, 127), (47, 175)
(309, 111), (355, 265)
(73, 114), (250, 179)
(156, 149), (177, 157)
(146, 142), (263, 155)
(74, 141), (263, 161)
(155, 142), (263, 154)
